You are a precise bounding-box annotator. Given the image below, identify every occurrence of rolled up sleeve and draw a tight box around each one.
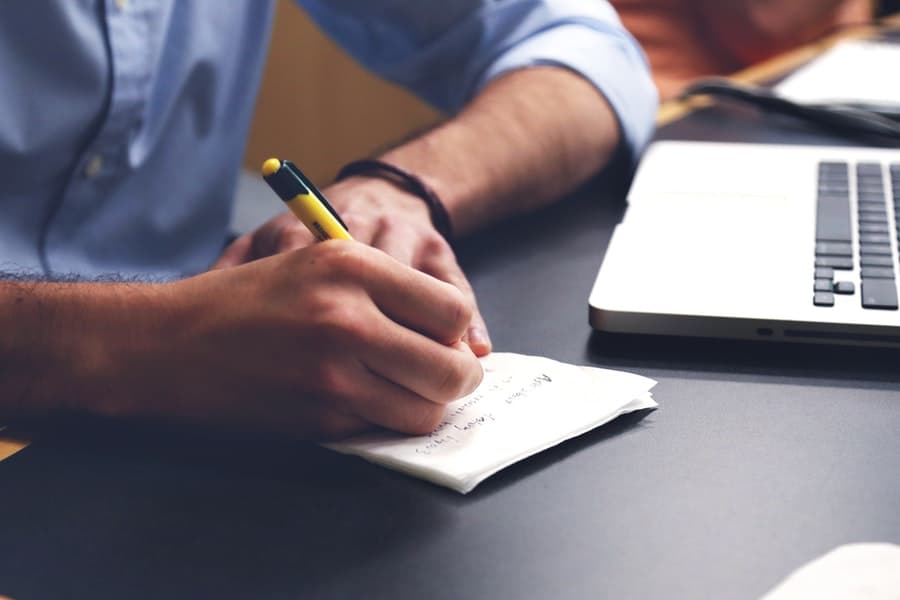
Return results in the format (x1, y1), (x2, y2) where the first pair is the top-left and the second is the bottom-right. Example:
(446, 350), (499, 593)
(300, 0), (658, 162)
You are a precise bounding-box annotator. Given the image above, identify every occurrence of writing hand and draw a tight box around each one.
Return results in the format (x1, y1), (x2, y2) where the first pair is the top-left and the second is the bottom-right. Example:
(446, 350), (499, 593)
(126, 242), (484, 439)
(214, 177), (492, 357)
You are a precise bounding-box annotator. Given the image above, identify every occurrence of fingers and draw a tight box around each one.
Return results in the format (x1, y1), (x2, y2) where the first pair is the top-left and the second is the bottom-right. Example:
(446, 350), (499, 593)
(215, 212), (316, 270)
(464, 312), (492, 357)
(418, 245), (493, 357)
(212, 234), (253, 269)
(359, 318), (484, 405)
(370, 221), (416, 269)
(251, 215), (314, 257)
(337, 358), (472, 435)
(332, 244), (472, 345)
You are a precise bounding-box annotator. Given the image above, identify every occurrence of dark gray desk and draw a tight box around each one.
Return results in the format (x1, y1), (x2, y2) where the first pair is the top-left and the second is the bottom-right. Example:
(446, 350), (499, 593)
(2, 106), (900, 600)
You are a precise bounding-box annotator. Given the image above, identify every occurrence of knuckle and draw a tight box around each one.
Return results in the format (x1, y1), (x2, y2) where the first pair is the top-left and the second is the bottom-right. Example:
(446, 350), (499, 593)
(316, 303), (368, 344)
(422, 231), (451, 256)
(374, 213), (394, 232)
(373, 214), (411, 236)
(466, 357), (484, 394)
(311, 360), (347, 398)
(316, 240), (371, 278)
(444, 286), (473, 333)
(434, 360), (473, 403)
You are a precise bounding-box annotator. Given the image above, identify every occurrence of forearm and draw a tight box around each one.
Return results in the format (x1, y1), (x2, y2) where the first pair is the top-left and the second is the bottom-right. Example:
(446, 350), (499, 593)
(380, 66), (620, 236)
(0, 280), (164, 419)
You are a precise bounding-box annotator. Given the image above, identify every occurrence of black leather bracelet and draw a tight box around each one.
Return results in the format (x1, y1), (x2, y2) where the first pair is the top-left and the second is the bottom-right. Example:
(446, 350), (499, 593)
(335, 159), (454, 241)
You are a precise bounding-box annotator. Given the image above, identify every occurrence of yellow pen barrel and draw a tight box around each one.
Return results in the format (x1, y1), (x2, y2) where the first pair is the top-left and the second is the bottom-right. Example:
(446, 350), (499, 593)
(285, 193), (354, 241)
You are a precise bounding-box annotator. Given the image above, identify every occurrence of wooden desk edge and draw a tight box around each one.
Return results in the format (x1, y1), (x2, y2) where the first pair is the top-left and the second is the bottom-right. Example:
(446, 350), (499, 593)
(0, 432), (30, 461)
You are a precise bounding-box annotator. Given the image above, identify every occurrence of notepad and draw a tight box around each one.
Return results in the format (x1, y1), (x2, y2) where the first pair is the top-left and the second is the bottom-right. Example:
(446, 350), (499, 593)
(775, 40), (900, 109)
(326, 352), (657, 493)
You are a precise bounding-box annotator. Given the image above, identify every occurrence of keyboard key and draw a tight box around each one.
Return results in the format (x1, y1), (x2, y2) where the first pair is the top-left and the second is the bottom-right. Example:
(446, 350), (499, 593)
(856, 200), (886, 213)
(816, 215), (852, 243)
(834, 281), (855, 294)
(860, 222), (890, 234)
(818, 184), (849, 195)
(816, 168), (852, 242)
(862, 279), (899, 310)
(815, 241), (852, 257)
(814, 267), (834, 279)
(814, 292), (835, 307)
(861, 255), (895, 268)
(815, 279), (833, 292)
(816, 256), (853, 269)
(860, 233), (891, 245)
(818, 178), (849, 189)
(857, 184), (885, 195)
(856, 188), (887, 204)
(861, 267), (895, 279)
(816, 221), (852, 243)
(857, 162), (883, 176)
(860, 243), (893, 256)
(857, 213), (887, 224)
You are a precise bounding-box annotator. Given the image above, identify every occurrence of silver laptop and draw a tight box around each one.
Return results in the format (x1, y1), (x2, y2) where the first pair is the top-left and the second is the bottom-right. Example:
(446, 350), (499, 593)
(589, 141), (900, 346)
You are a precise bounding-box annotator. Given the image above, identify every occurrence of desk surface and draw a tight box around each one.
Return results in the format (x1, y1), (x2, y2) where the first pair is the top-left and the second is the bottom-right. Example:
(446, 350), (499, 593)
(3, 105), (900, 600)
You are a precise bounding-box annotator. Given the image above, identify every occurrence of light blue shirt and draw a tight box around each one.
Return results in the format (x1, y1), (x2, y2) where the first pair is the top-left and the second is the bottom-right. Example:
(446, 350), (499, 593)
(0, 0), (656, 279)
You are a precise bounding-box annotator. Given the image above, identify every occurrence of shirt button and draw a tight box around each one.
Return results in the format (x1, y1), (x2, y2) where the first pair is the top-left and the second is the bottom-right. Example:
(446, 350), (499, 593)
(84, 154), (104, 178)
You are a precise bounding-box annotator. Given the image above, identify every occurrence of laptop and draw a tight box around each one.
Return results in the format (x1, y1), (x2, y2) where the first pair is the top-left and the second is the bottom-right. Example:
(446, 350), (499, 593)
(589, 141), (900, 346)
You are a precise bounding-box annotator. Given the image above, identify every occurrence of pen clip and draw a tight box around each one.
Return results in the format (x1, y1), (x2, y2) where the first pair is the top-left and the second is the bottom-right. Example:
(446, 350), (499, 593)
(282, 161), (350, 233)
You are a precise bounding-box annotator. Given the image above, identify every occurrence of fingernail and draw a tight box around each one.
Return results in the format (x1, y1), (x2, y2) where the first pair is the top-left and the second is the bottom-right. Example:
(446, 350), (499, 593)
(467, 326), (492, 355)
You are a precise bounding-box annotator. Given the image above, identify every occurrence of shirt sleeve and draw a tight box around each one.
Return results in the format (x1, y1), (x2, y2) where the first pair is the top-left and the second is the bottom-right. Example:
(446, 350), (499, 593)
(297, 0), (658, 162)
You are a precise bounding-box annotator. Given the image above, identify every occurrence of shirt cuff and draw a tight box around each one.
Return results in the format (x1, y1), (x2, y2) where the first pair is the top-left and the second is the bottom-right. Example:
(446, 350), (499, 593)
(476, 23), (659, 165)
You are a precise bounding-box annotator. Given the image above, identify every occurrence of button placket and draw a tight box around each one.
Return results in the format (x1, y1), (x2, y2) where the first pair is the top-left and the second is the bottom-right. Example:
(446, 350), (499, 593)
(42, 0), (158, 273)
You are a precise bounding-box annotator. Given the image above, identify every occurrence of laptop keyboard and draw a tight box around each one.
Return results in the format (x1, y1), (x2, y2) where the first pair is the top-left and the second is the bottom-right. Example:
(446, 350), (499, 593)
(814, 161), (900, 310)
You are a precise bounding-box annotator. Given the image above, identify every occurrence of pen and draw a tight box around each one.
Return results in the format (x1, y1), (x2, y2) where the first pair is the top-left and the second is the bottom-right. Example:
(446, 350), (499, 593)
(261, 158), (353, 241)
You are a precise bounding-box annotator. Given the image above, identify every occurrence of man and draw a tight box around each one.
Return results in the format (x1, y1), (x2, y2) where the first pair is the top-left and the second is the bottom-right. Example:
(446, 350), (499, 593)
(0, 1), (656, 439)
(612, 0), (871, 99)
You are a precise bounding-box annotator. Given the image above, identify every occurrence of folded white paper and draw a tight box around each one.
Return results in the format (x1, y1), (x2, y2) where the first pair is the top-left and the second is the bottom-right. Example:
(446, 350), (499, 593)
(761, 543), (900, 600)
(326, 352), (657, 493)
(775, 40), (900, 108)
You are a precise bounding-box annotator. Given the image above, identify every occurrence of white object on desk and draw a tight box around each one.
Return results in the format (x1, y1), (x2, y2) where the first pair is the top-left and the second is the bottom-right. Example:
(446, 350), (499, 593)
(761, 543), (900, 600)
(775, 40), (900, 108)
(231, 169), (285, 235)
(326, 352), (657, 494)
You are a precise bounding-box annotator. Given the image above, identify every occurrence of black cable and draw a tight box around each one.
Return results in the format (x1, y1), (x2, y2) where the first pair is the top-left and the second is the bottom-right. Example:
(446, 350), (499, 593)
(679, 79), (900, 145)
(879, 2), (900, 18)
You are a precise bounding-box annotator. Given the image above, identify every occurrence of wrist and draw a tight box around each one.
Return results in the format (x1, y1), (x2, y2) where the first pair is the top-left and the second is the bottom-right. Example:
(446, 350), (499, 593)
(335, 159), (454, 240)
(327, 174), (435, 228)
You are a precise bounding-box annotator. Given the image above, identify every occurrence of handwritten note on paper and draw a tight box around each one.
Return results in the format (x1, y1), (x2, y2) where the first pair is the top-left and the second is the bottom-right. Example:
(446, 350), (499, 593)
(326, 352), (657, 493)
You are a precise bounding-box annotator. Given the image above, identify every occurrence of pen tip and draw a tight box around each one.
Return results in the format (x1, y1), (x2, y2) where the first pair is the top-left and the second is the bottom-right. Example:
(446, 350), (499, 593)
(261, 158), (281, 177)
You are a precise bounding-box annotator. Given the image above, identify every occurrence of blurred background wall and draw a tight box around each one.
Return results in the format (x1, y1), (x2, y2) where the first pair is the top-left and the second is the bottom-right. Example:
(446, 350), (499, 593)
(243, 0), (442, 184)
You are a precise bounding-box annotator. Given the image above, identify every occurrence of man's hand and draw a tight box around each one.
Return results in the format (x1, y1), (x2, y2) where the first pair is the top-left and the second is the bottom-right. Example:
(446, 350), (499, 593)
(215, 176), (492, 356)
(0, 242), (484, 440)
